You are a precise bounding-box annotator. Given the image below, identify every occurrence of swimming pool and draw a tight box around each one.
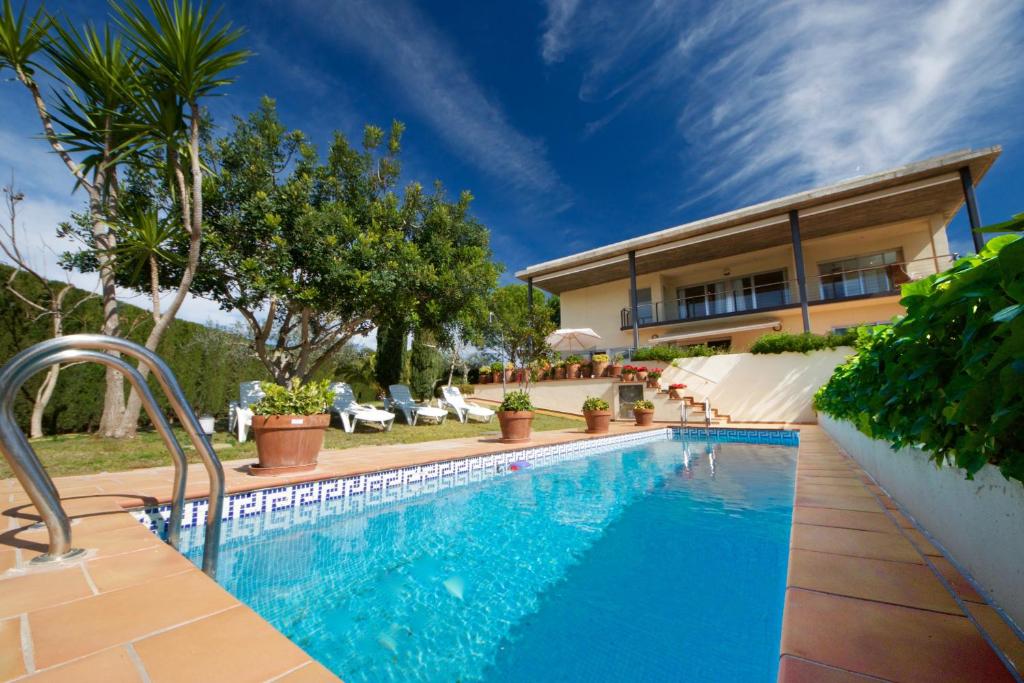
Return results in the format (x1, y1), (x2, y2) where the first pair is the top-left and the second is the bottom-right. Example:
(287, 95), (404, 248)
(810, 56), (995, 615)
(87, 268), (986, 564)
(176, 432), (796, 682)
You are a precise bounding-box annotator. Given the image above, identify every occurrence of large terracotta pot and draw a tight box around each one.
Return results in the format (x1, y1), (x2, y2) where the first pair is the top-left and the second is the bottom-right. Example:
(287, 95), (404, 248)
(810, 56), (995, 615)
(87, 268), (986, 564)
(497, 410), (534, 443)
(480, 373), (490, 384)
(503, 368), (513, 382)
(250, 414), (329, 476)
(555, 366), (566, 380)
(633, 408), (655, 427)
(567, 363), (581, 379)
(592, 361), (609, 377)
(607, 364), (623, 378)
(583, 409), (612, 434)
(491, 370), (501, 383)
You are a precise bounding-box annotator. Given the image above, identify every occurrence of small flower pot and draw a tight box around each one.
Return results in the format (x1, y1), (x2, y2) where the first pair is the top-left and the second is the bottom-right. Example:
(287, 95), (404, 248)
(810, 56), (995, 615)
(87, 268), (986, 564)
(607, 364), (623, 378)
(668, 388), (685, 400)
(250, 414), (329, 476)
(633, 408), (655, 427)
(583, 409), (612, 434)
(580, 363), (592, 378)
(646, 378), (661, 389)
(621, 372), (636, 382)
(592, 361), (609, 377)
(497, 410), (534, 443)
(636, 370), (649, 381)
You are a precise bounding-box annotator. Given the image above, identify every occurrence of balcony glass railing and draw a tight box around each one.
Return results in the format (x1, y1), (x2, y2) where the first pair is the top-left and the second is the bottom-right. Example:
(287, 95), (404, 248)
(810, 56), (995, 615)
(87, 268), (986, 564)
(620, 256), (951, 328)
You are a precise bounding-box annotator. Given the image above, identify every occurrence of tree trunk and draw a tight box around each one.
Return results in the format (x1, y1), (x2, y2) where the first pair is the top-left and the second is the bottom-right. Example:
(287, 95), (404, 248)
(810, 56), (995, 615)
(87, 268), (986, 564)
(30, 364), (60, 439)
(94, 213), (125, 437)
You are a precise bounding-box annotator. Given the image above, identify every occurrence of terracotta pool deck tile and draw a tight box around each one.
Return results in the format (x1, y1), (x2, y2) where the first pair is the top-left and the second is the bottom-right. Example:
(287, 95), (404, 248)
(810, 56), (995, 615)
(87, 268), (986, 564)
(929, 556), (985, 604)
(787, 549), (962, 615)
(0, 617), (25, 680)
(964, 603), (1024, 677)
(900, 528), (943, 557)
(796, 482), (876, 499)
(28, 569), (238, 669)
(271, 661), (341, 682)
(790, 523), (923, 564)
(888, 510), (915, 529)
(21, 646), (143, 682)
(777, 656), (886, 682)
(781, 588), (1015, 682)
(791, 507), (899, 534)
(795, 475), (865, 488)
(85, 545), (196, 593)
(793, 492), (885, 513)
(0, 566), (94, 620)
(133, 604), (316, 683)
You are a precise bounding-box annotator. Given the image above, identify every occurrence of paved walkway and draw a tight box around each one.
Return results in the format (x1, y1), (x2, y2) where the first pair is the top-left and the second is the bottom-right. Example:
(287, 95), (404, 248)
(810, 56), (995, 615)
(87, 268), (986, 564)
(0, 423), (1020, 681)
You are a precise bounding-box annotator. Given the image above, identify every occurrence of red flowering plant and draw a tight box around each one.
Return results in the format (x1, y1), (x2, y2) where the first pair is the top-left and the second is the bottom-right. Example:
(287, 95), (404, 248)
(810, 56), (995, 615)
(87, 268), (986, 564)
(647, 369), (662, 378)
(668, 383), (687, 389)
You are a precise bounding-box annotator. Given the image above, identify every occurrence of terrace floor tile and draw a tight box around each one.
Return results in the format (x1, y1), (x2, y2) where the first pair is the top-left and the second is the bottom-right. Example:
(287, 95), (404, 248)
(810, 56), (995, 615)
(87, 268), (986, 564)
(790, 524), (923, 564)
(0, 617), (25, 680)
(791, 507), (899, 534)
(0, 566), (94, 620)
(21, 646), (142, 682)
(787, 549), (961, 615)
(781, 588), (1015, 682)
(777, 656), (884, 682)
(964, 603), (1024, 678)
(929, 556), (985, 604)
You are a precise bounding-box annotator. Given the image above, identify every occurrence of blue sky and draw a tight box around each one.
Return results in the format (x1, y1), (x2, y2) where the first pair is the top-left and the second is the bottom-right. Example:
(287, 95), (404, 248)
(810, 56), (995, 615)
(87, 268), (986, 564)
(2, 0), (1023, 327)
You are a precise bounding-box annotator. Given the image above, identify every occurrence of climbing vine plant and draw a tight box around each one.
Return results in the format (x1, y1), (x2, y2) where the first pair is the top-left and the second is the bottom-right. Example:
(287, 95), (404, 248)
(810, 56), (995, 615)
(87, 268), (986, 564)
(814, 229), (1024, 484)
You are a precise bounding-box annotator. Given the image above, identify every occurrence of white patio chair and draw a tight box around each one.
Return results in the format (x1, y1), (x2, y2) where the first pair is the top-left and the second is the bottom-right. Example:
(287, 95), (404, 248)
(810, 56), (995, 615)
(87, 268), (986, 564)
(440, 385), (495, 423)
(329, 382), (396, 433)
(234, 381), (265, 443)
(388, 384), (448, 425)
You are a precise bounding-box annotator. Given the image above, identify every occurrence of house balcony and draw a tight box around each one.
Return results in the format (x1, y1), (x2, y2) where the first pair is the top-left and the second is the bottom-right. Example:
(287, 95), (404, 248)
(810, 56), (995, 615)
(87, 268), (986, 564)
(619, 257), (937, 331)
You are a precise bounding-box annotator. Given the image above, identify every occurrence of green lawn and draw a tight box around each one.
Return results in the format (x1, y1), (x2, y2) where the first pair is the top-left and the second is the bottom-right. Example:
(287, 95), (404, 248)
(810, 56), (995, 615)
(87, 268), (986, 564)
(2, 413), (583, 479)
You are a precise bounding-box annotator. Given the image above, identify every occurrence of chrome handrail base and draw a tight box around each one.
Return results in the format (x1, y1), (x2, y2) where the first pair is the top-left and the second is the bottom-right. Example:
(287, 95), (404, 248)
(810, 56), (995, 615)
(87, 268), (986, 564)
(30, 547), (87, 565)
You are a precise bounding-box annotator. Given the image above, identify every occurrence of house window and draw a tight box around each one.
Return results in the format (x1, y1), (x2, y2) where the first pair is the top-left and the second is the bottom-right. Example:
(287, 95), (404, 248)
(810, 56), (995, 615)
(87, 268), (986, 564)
(676, 269), (787, 319)
(819, 250), (905, 300)
(636, 287), (654, 324)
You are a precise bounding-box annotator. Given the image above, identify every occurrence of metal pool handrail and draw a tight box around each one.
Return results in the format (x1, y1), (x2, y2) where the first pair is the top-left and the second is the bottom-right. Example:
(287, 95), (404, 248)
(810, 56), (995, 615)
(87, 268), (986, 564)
(0, 335), (225, 577)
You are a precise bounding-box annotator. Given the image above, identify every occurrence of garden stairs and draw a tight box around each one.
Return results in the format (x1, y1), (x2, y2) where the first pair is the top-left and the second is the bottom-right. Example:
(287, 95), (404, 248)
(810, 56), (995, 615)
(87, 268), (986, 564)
(647, 386), (732, 425)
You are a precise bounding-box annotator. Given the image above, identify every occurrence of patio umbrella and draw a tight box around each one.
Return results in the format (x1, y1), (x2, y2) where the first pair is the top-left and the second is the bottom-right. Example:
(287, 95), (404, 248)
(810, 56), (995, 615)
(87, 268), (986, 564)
(545, 328), (602, 353)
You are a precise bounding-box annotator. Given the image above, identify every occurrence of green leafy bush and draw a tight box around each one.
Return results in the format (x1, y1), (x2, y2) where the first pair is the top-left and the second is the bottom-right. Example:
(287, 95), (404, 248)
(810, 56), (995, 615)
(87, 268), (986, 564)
(582, 396), (609, 412)
(253, 379), (334, 416)
(750, 330), (858, 354)
(634, 344), (728, 362)
(565, 354), (583, 364)
(814, 234), (1024, 483)
(499, 390), (534, 412)
(632, 399), (654, 410)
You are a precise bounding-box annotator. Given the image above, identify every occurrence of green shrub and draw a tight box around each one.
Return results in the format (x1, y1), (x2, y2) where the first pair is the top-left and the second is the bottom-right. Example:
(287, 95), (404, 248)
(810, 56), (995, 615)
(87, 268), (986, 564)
(632, 399), (654, 410)
(582, 396), (609, 412)
(749, 330), (858, 354)
(814, 233), (1024, 483)
(633, 344), (728, 362)
(499, 390), (534, 412)
(565, 354), (583, 364)
(253, 379), (334, 416)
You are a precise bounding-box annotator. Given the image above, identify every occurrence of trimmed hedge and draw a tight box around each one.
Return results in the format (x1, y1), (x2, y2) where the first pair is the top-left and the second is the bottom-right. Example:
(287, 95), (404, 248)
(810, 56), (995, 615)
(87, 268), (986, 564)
(814, 235), (1024, 484)
(632, 344), (728, 362)
(749, 330), (858, 354)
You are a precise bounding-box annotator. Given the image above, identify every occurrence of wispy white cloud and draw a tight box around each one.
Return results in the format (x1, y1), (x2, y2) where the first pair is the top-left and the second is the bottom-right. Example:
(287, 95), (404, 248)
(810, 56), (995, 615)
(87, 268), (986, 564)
(543, 0), (1024, 204)
(288, 0), (568, 207)
(539, 0), (582, 64)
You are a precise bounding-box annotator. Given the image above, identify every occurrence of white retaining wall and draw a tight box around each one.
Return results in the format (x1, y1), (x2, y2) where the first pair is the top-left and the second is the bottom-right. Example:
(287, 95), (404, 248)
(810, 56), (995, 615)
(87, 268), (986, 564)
(819, 413), (1024, 627)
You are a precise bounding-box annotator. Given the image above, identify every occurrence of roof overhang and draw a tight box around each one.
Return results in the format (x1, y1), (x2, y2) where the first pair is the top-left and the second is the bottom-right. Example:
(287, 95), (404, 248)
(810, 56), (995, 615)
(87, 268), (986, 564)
(517, 147), (1000, 294)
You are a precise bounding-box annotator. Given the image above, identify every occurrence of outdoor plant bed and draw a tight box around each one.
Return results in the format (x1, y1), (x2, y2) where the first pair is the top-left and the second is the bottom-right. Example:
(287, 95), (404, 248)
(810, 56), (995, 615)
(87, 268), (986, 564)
(497, 390), (535, 443)
(250, 379), (333, 476)
(632, 399), (655, 426)
(582, 396), (611, 434)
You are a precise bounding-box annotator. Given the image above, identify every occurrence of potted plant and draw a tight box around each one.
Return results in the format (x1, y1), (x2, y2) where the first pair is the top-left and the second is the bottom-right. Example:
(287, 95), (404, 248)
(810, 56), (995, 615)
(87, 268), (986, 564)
(566, 354), (582, 379)
(479, 364), (491, 384)
(497, 390), (535, 443)
(503, 362), (514, 382)
(668, 383), (687, 400)
(591, 353), (609, 377)
(621, 364), (637, 382)
(647, 368), (662, 388)
(250, 379), (334, 476)
(607, 352), (625, 378)
(632, 399), (655, 426)
(554, 360), (566, 380)
(491, 364), (502, 383)
(635, 365), (649, 381)
(582, 396), (611, 434)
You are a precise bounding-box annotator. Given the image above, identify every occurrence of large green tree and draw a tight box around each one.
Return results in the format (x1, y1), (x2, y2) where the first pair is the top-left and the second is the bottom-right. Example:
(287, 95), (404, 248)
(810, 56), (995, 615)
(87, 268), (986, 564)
(199, 99), (499, 385)
(484, 284), (556, 391)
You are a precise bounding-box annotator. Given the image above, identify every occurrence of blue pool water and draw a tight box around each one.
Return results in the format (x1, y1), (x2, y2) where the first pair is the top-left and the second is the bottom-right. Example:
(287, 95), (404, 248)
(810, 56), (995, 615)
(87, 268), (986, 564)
(182, 435), (796, 682)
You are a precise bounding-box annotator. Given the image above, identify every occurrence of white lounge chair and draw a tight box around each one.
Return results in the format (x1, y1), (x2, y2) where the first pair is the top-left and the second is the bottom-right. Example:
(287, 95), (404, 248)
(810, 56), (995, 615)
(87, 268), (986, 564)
(440, 385), (495, 423)
(232, 380), (265, 443)
(329, 382), (396, 433)
(388, 384), (448, 425)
